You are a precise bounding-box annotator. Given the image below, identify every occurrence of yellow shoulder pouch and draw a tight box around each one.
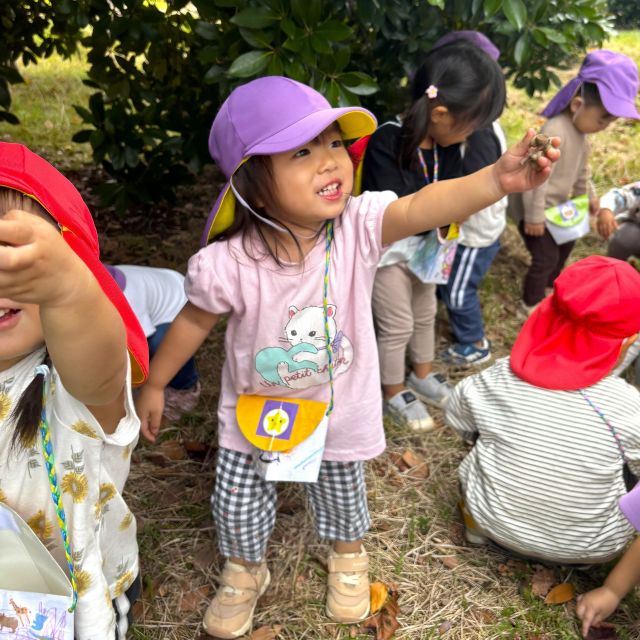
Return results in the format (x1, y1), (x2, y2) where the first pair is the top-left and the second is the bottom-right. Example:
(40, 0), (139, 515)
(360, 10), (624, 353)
(236, 395), (328, 453)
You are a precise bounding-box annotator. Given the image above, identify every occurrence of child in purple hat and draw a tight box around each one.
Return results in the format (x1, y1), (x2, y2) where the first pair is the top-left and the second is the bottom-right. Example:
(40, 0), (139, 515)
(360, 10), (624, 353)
(509, 50), (640, 313)
(135, 75), (559, 639)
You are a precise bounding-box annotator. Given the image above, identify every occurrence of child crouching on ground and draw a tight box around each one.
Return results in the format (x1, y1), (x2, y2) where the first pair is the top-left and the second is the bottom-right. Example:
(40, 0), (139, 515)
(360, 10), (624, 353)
(445, 256), (640, 565)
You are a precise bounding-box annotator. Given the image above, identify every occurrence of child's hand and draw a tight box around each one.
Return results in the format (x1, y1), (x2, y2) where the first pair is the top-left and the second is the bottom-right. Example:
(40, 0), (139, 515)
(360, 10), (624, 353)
(136, 384), (166, 443)
(576, 587), (621, 637)
(596, 208), (619, 240)
(0, 209), (90, 307)
(493, 129), (560, 196)
(524, 222), (545, 237)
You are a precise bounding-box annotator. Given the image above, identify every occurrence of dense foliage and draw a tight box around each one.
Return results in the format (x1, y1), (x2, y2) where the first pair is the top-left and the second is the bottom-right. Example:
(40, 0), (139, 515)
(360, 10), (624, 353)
(608, 0), (640, 28)
(0, 0), (614, 210)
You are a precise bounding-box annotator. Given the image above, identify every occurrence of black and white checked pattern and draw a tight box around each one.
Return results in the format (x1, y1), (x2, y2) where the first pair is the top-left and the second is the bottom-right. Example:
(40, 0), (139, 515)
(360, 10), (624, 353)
(212, 448), (371, 562)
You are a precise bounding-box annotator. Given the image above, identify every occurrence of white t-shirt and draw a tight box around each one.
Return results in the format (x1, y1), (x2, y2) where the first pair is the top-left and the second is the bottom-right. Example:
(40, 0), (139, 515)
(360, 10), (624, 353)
(0, 348), (140, 639)
(115, 265), (186, 337)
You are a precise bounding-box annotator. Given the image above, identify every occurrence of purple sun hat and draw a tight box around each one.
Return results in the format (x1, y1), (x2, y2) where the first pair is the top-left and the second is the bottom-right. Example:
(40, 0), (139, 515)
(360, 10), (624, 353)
(542, 50), (640, 119)
(432, 30), (500, 61)
(202, 76), (377, 246)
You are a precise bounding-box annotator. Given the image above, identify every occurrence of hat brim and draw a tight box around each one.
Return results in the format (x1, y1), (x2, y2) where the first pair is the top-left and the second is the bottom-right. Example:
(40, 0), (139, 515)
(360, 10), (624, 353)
(202, 108), (377, 245)
(509, 296), (625, 390)
(63, 231), (149, 385)
(600, 91), (640, 120)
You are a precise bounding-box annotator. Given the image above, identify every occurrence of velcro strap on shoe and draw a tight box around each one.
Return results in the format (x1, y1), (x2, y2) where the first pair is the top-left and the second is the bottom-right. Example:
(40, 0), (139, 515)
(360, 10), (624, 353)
(327, 572), (369, 595)
(220, 568), (264, 593)
(328, 555), (369, 574)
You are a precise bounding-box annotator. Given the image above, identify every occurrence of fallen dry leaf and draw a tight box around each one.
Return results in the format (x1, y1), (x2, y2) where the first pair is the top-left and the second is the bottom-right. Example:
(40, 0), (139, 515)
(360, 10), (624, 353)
(370, 581), (389, 614)
(359, 585), (401, 640)
(439, 555), (459, 569)
(470, 607), (497, 624)
(585, 622), (619, 640)
(391, 449), (430, 479)
(191, 544), (216, 572)
(146, 440), (187, 465)
(531, 565), (556, 597)
(179, 585), (211, 612)
(543, 582), (575, 605)
(250, 624), (283, 639)
(183, 439), (217, 461)
(438, 620), (452, 635)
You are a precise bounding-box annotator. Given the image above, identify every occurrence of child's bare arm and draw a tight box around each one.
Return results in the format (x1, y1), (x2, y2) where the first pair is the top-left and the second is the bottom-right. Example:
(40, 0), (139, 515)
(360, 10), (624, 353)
(381, 129), (560, 245)
(0, 210), (127, 410)
(137, 302), (219, 442)
(576, 537), (640, 637)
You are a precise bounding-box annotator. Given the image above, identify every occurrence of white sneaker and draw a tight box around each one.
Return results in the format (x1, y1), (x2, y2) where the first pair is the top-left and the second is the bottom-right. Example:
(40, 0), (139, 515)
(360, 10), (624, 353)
(407, 371), (452, 408)
(384, 389), (434, 432)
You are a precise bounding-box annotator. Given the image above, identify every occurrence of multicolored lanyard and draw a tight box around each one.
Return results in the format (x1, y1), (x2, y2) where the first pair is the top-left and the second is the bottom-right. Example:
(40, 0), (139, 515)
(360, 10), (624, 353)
(417, 144), (439, 185)
(579, 389), (627, 460)
(323, 221), (334, 416)
(36, 364), (77, 612)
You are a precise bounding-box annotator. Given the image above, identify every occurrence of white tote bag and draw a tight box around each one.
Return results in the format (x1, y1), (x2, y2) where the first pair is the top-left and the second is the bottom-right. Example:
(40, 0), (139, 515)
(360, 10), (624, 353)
(0, 502), (74, 639)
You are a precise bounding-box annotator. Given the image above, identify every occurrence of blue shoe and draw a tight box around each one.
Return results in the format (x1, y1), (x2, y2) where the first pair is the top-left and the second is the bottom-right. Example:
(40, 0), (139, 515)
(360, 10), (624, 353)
(442, 338), (491, 367)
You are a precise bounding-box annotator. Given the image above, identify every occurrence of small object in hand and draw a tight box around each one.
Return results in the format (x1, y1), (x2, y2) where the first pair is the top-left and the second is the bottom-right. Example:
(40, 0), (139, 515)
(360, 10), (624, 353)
(521, 133), (551, 166)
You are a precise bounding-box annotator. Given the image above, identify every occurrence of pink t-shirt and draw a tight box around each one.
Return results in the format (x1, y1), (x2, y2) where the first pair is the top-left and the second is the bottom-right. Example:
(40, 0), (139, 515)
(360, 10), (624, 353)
(186, 191), (396, 461)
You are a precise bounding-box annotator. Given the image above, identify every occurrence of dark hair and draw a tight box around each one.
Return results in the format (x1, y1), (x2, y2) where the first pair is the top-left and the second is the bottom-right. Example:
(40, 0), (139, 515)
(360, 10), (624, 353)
(399, 39), (506, 169)
(10, 353), (50, 451)
(213, 155), (323, 265)
(580, 82), (604, 108)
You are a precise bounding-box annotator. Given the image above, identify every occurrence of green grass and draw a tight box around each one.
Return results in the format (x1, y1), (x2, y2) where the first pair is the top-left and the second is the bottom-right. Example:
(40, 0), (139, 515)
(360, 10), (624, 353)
(0, 51), (92, 168)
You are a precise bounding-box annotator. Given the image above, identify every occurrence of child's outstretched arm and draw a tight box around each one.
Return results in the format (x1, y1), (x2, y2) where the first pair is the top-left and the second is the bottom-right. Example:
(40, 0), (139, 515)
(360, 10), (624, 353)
(0, 210), (127, 425)
(576, 537), (640, 637)
(136, 301), (218, 442)
(381, 129), (560, 245)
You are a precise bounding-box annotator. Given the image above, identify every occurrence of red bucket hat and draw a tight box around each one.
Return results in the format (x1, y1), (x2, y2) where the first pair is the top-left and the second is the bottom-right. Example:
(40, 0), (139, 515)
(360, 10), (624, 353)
(510, 256), (640, 390)
(0, 142), (148, 384)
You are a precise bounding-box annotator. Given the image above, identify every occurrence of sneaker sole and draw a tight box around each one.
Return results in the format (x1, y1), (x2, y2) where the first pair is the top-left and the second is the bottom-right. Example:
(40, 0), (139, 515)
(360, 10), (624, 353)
(202, 569), (271, 639)
(443, 351), (492, 368)
(326, 601), (371, 623)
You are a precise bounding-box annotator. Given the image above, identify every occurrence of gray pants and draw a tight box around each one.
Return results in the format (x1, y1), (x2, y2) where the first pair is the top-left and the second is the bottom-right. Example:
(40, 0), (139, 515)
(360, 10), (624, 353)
(211, 448), (371, 562)
(372, 261), (437, 385)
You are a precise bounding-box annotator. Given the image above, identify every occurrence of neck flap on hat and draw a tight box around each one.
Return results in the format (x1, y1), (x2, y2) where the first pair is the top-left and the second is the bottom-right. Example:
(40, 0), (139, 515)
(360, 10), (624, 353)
(541, 77), (582, 119)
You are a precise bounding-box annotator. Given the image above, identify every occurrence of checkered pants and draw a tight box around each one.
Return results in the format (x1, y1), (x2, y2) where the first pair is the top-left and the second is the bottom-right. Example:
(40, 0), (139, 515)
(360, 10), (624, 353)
(212, 447), (371, 562)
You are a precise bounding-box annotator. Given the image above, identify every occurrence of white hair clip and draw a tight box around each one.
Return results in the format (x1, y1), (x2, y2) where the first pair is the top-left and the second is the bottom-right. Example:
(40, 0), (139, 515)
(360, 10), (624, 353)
(425, 85), (438, 99)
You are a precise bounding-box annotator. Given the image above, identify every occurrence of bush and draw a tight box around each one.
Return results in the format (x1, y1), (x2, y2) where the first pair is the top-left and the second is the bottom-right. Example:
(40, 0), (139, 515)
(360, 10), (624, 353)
(0, 0), (614, 211)
(607, 0), (640, 28)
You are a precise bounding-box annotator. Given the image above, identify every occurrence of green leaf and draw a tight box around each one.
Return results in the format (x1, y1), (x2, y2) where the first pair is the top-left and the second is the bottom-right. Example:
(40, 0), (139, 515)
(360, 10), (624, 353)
(239, 27), (273, 49)
(193, 22), (218, 40)
(231, 7), (279, 29)
(310, 33), (332, 54)
(72, 129), (93, 143)
(484, 0), (502, 17)
(426, 0), (444, 7)
(502, 0), (527, 29)
(203, 64), (225, 83)
(339, 72), (379, 96)
(540, 27), (566, 44)
(514, 32), (529, 65)
(314, 20), (352, 41)
(227, 50), (272, 78)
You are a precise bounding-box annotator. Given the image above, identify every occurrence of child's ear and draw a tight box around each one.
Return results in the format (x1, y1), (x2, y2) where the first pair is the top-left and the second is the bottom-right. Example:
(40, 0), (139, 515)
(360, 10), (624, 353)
(569, 95), (583, 114)
(430, 105), (450, 124)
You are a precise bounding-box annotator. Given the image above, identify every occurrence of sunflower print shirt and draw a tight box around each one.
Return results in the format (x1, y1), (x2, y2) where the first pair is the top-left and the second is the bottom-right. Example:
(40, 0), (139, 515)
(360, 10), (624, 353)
(0, 348), (140, 640)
